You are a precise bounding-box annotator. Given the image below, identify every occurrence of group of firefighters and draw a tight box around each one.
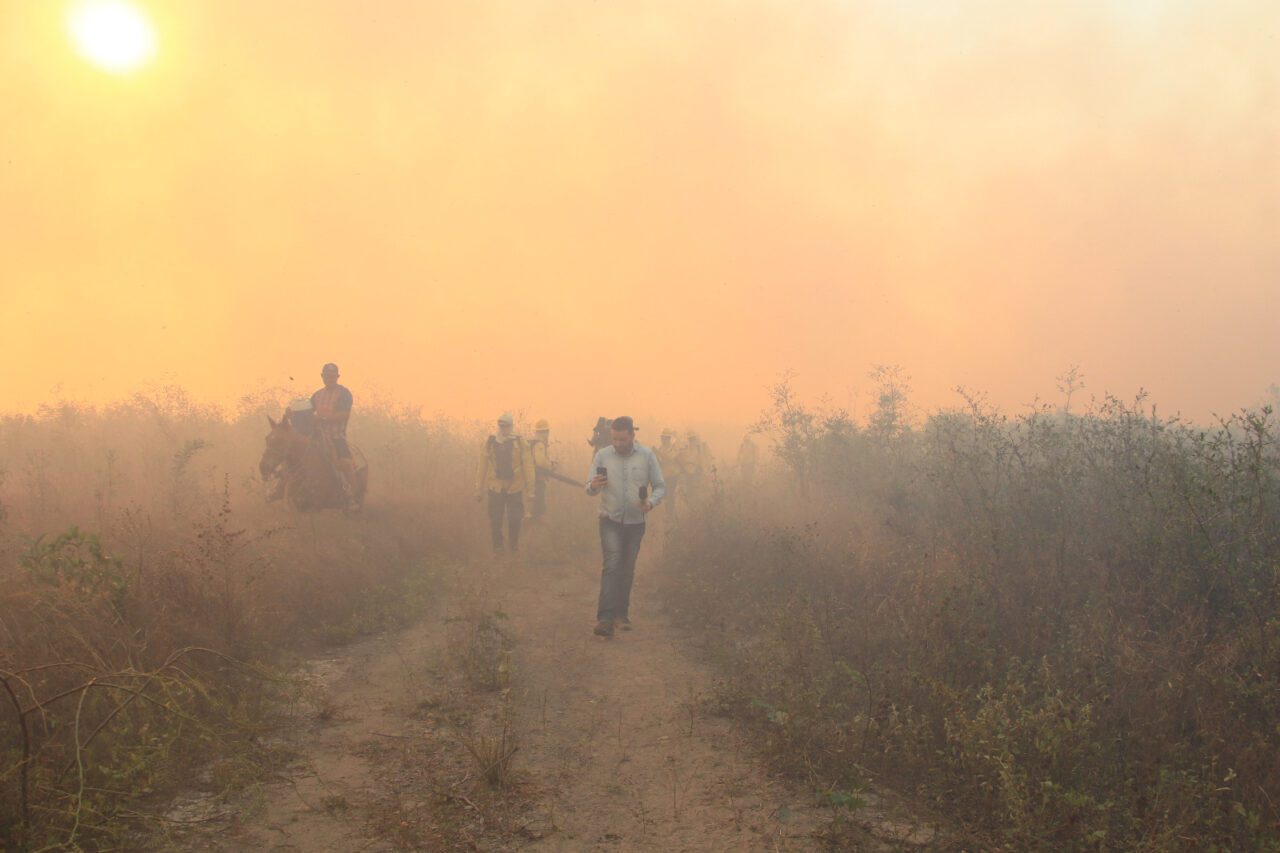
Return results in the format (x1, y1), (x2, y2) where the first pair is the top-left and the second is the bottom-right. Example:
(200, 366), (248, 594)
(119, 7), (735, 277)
(472, 413), (747, 557)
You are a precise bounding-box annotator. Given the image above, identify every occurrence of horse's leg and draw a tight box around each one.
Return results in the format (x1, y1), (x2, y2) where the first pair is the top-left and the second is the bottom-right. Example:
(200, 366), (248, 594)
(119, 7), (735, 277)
(267, 473), (286, 502)
(353, 466), (368, 510)
(297, 441), (339, 510)
(285, 469), (313, 511)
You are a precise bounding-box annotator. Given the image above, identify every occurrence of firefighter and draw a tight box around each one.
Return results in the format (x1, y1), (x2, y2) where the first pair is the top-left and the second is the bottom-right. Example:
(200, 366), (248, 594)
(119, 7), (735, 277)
(681, 430), (715, 501)
(528, 418), (555, 520)
(475, 412), (536, 556)
(655, 428), (686, 519)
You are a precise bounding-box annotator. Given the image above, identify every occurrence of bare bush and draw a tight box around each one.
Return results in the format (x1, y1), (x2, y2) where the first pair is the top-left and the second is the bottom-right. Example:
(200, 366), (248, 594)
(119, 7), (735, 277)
(0, 390), (484, 848)
(663, 377), (1280, 850)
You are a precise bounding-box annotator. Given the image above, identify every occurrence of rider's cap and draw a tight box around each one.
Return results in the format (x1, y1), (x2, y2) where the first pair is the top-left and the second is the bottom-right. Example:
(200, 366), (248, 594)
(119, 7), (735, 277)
(535, 419), (550, 431)
(321, 362), (340, 375)
(497, 412), (514, 426)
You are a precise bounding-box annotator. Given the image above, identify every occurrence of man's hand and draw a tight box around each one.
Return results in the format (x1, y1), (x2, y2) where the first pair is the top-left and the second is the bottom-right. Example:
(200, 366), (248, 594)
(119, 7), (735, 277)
(589, 474), (608, 490)
(641, 500), (654, 514)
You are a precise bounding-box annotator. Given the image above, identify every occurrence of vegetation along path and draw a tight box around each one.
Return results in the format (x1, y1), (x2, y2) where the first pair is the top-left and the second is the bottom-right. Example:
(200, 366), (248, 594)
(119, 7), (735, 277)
(193, 554), (936, 851)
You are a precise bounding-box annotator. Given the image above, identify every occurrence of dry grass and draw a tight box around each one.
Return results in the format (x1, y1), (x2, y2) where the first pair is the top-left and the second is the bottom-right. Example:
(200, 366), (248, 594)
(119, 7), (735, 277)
(458, 719), (520, 789)
(660, 378), (1280, 851)
(0, 387), (488, 849)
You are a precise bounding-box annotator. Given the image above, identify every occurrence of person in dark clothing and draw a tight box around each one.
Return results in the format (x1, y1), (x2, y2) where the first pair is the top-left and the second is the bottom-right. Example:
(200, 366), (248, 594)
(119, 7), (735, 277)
(311, 362), (356, 502)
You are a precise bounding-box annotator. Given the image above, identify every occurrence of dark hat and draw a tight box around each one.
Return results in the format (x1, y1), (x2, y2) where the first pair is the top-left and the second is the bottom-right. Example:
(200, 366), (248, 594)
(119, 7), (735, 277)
(611, 415), (636, 432)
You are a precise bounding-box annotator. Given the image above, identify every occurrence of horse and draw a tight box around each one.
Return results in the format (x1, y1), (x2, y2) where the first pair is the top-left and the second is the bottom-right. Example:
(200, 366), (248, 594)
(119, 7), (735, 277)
(259, 411), (368, 511)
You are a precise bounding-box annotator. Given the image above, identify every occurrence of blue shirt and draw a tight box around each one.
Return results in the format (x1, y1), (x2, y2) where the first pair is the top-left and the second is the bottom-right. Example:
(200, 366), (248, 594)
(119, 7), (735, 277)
(585, 443), (666, 524)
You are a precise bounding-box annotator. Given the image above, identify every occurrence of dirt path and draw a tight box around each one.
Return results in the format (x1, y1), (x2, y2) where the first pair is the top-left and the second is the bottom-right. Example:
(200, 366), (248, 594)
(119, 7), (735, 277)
(195, 617), (453, 852)
(498, 556), (828, 851)
(190, 552), (934, 851)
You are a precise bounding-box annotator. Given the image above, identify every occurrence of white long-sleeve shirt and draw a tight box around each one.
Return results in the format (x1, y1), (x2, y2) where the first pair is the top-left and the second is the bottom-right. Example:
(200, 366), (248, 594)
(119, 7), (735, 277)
(585, 443), (666, 524)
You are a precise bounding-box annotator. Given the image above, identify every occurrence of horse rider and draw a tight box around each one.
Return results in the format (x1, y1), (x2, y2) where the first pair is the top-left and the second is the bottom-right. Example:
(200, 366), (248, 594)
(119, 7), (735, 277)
(311, 362), (358, 503)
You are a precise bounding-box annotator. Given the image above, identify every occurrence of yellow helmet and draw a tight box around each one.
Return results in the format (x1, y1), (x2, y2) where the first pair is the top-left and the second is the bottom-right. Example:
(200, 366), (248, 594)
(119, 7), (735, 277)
(534, 419), (550, 431)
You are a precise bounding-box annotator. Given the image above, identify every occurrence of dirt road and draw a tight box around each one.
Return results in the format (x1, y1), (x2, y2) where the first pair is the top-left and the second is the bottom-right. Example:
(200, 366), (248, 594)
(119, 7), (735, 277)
(195, 552), (932, 851)
(499, 556), (828, 851)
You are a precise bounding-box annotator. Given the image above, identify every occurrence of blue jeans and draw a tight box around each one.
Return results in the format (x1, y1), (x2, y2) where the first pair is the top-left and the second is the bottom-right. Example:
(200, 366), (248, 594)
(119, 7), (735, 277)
(597, 518), (645, 622)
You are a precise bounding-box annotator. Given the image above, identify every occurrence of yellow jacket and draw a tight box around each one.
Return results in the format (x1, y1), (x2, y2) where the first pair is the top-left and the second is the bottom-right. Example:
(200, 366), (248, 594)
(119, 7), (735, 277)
(476, 434), (536, 494)
(528, 437), (552, 473)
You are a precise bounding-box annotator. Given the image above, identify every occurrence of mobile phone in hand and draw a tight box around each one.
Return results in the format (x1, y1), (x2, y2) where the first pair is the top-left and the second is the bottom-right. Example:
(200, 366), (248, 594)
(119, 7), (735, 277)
(596, 466), (607, 477)
(639, 485), (648, 501)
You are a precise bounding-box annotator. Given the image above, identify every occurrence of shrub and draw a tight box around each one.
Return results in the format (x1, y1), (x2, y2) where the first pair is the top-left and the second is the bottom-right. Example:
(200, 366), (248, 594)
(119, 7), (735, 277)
(0, 390), (482, 849)
(662, 377), (1280, 850)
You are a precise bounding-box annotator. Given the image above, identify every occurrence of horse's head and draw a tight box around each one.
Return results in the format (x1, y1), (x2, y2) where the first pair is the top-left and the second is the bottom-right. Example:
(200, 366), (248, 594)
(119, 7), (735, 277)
(259, 413), (297, 479)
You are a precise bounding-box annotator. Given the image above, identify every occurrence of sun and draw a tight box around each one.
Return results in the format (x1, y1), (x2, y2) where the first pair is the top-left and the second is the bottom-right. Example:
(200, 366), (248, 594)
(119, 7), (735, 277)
(68, 0), (157, 74)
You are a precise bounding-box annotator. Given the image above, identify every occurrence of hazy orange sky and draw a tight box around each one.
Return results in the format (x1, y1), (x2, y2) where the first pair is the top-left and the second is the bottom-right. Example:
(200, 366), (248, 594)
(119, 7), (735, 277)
(3, 0), (1277, 424)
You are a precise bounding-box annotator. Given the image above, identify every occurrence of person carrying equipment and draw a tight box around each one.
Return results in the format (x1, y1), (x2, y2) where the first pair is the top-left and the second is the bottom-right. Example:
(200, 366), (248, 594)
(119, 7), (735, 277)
(679, 430), (714, 501)
(528, 419), (555, 520)
(655, 428), (686, 519)
(475, 412), (536, 557)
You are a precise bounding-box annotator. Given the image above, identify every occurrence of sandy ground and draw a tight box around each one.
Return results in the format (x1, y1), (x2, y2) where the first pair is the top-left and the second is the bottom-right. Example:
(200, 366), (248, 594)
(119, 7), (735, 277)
(500, 556), (829, 851)
(189, 547), (935, 851)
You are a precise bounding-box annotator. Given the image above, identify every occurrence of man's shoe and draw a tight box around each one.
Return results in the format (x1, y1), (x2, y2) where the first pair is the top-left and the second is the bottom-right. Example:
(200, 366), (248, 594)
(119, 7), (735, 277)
(593, 620), (615, 637)
(616, 616), (632, 631)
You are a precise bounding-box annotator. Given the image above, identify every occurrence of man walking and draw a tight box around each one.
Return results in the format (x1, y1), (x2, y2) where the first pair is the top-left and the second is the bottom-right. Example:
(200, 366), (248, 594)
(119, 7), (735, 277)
(585, 416), (665, 637)
(476, 412), (536, 558)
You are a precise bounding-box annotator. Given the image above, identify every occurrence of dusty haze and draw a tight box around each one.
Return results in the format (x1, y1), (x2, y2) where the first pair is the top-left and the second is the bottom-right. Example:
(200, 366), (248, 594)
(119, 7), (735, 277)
(2, 0), (1277, 420)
